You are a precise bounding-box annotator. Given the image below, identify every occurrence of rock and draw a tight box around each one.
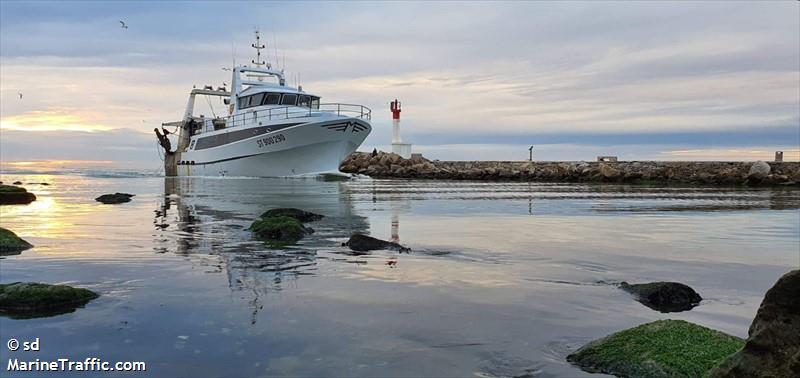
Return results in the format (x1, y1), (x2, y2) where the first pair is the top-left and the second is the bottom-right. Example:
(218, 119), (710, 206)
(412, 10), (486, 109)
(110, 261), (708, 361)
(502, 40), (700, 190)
(249, 216), (313, 244)
(0, 282), (99, 319)
(0, 185), (37, 205)
(0, 227), (33, 256)
(409, 154), (428, 164)
(259, 208), (324, 223)
(567, 320), (744, 378)
(624, 171), (643, 181)
(95, 193), (135, 204)
(342, 234), (410, 252)
(747, 161), (771, 182)
(620, 281), (702, 313)
(600, 163), (622, 180)
(708, 269), (800, 378)
(12, 181), (22, 185)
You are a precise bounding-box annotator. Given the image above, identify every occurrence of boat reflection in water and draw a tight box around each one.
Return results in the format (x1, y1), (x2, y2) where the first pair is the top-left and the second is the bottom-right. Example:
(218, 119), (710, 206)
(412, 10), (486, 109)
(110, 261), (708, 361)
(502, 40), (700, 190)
(153, 177), (370, 322)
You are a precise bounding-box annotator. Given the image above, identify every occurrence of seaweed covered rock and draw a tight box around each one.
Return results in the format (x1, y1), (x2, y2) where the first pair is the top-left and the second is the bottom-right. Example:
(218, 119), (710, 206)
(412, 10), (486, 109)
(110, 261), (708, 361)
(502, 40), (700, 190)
(620, 281), (702, 313)
(343, 234), (410, 253)
(249, 215), (312, 243)
(709, 269), (800, 378)
(95, 192), (135, 204)
(260, 208), (324, 223)
(0, 185), (36, 205)
(0, 282), (99, 319)
(0, 227), (33, 256)
(567, 320), (744, 378)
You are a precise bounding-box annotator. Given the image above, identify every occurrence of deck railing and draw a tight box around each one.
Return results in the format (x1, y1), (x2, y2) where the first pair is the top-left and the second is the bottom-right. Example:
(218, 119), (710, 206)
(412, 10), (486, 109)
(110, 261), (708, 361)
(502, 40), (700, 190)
(204, 103), (371, 129)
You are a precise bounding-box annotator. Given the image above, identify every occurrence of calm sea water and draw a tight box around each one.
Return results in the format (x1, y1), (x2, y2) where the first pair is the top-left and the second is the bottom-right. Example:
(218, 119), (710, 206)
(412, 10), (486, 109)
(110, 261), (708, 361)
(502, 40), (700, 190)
(1, 172), (798, 377)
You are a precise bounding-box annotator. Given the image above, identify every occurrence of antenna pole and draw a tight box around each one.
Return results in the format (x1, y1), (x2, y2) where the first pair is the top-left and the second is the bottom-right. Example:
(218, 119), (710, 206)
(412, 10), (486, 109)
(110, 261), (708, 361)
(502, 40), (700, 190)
(272, 31), (279, 70)
(251, 29), (269, 69)
(231, 41), (236, 67)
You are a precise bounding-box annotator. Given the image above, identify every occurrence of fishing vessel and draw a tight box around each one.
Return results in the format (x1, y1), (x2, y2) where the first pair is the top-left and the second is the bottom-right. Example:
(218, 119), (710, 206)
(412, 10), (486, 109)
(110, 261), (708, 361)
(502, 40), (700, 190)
(156, 31), (372, 177)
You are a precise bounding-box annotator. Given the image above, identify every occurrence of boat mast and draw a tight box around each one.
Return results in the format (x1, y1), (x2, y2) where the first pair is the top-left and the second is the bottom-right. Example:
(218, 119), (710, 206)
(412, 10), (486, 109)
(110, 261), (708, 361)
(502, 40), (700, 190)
(251, 29), (270, 80)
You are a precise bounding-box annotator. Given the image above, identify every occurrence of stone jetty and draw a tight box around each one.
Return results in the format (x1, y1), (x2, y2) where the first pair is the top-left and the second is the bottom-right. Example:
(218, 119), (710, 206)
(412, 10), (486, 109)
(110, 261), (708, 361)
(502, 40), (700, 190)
(340, 151), (800, 186)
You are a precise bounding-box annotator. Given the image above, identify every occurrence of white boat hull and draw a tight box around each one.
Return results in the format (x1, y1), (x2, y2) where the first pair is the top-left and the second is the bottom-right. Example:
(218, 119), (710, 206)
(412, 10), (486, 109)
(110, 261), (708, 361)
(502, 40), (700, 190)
(175, 117), (370, 177)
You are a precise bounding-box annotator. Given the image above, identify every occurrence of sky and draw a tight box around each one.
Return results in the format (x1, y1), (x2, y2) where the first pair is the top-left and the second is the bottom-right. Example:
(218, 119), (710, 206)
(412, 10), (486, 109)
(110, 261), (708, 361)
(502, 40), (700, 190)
(1, 1), (798, 169)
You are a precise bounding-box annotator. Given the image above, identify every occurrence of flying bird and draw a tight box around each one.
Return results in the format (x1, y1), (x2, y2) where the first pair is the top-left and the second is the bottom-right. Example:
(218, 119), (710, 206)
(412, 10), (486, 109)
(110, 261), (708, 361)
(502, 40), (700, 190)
(119, 20), (128, 29)
(18, 92), (22, 99)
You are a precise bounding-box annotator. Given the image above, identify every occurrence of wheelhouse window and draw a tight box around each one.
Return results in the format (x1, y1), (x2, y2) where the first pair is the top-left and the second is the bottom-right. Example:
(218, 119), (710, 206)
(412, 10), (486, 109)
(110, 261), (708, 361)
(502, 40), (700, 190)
(280, 94), (297, 106)
(297, 95), (311, 108)
(296, 95), (320, 109)
(248, 93), (264, 107)
(238, 96), (250, 109)
(263, 93), (281, 105)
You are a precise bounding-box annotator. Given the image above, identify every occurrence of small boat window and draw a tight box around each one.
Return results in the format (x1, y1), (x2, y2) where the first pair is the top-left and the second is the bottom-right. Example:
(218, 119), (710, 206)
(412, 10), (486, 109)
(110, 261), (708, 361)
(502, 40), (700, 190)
(310, 97), (320, 109)
(238, 95), (250, 109)
(298, 95), (311, 108)
(263, 93), (281, 105)
(249, 93), (265, 107)
(281, 94), (297, 106)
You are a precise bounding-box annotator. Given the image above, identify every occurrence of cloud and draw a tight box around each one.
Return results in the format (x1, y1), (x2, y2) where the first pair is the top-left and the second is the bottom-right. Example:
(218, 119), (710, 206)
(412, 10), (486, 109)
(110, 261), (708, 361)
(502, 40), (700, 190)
(0, 1), (797, 164)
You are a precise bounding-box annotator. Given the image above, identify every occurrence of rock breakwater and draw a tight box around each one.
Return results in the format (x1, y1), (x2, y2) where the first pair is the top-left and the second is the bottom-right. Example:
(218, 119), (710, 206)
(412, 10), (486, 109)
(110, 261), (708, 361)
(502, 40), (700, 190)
(340, 152), (800, 186)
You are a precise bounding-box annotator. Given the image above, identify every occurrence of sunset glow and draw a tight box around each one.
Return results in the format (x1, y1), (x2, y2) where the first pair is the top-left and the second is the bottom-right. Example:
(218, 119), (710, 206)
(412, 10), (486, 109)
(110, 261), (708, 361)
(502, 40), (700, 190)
(1, 160), (115, 169)
(662, 148), (800, 161)
(0, 108), (113, 132)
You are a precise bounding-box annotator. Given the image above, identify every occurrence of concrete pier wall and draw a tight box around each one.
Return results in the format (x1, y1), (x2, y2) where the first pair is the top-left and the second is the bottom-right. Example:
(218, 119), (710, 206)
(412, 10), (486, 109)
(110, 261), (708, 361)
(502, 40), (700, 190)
(340, 152), (800, 186)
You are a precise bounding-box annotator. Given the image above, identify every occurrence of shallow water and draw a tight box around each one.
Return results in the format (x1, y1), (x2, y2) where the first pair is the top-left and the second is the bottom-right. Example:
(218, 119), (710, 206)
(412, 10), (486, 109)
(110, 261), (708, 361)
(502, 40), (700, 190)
(1, 174), (798, 377)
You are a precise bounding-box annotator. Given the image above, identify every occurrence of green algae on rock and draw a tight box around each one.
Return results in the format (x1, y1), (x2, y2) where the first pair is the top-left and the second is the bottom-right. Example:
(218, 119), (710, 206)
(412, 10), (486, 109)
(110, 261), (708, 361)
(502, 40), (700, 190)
(0, 282), (99, 319)
(259, 208), (324, 223)
(567, 320), (744, 378)
(0, 227), (33, 256)
(249, 215), (312, 244)
(0, 185), (36, 205)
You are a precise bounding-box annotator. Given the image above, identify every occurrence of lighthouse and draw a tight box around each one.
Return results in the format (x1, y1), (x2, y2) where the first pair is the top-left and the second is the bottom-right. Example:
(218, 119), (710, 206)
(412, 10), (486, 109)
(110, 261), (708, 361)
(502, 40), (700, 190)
(390, 99), (412, 158)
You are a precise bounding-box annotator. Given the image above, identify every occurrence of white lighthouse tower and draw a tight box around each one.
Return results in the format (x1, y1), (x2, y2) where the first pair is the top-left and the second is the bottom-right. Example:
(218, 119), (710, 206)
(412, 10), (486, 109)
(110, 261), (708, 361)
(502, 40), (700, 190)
(390, 99), (412, 158)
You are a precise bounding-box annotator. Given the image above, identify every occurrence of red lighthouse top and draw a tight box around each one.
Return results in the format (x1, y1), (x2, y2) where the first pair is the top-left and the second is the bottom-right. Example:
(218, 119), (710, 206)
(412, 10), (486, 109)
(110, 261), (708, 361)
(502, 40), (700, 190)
(390, 99), (401, 120)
